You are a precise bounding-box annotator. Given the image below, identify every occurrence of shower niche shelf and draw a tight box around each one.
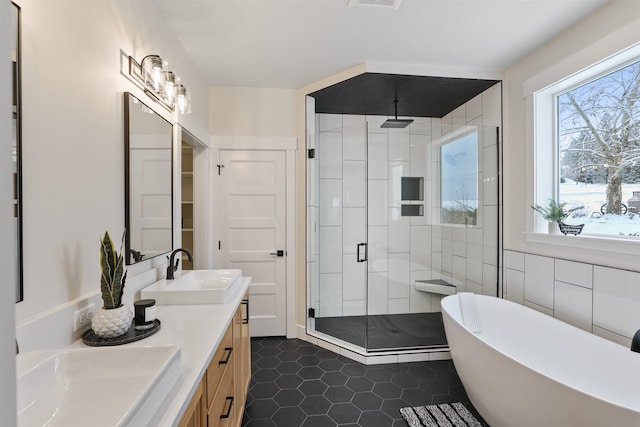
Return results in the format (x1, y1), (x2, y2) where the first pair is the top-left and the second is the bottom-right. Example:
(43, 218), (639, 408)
(401, 177), (424, 200)
(401, 204), (423, 216)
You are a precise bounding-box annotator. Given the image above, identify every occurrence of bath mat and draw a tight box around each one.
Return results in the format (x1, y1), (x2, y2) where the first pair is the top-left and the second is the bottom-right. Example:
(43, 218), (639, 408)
(400, 402), (484, 427)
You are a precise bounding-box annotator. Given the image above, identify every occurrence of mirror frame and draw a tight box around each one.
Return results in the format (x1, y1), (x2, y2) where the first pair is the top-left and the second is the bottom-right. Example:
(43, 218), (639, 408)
(12, 2), (23, 303)
(123, 92), (174, 265)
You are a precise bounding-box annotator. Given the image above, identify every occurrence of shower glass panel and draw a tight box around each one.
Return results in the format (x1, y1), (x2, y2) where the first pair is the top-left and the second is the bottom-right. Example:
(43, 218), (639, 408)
(307, 112), (499, 353)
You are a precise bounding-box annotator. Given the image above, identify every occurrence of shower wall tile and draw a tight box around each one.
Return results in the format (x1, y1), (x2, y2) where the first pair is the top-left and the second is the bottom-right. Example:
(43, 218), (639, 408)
(410, 225), (431, 270)
(368, 180), (388, 226)
(466, 258), (483, 285)
(342, 254), (366, 301)
(482, 263), (498, 295)
(452, 105), (466, 127)
(555, 259), (592, 289)
(389, 161), (411, 206)
(482, 125), (499, 149)
(319, 179), (342, 226)
(593, 266), (640, 339)
(319, 226), (342, 273)
(409, 286), (432, 313)
(307, 158), (317, 206)
(343, 115), (366, 161)
(466, 280), (483, 296)
(343, 161), (366, 207)
(554, 281), (593, 332)
(524, 254), (554, 309)
(343, 300), (366, 316)
(452, 256), (467, 287)
(505, 268), (524, 304)
(389, 212), (410, 253)
(410, 117), (432, 135)
(388, 298), (410, 314)
(307, 206), (316, 259)
(319, 114), (342, 132)
(410, 134), (428, 178)
(319, 273), (342, 317)
(441, 111), (453, 136)
(465, 94), (482, 123)
(389, 130), (411, 161)
(368, 272), (388, 315)
(367, 133), (388, 179)
(482, 205), (498, 265)
(319, 131), (342, 178)
(366, 115), (388, 133)
(482, 145), (499, 206)
(388, 253), (410, 298)
(467, 228), (482, 245)
(343, 207), (365, 254)
(367, 226), (388, 273)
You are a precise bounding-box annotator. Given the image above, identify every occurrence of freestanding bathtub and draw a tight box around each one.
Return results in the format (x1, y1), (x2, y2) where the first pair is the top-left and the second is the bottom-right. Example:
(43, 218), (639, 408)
(441, 293), (640, 427)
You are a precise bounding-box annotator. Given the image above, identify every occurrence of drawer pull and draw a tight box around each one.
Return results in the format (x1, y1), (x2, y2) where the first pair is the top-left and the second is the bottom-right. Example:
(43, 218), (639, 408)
(219, 347), (233, 364)
(220, 396), (234, 419)
(242, 299), (249, 324)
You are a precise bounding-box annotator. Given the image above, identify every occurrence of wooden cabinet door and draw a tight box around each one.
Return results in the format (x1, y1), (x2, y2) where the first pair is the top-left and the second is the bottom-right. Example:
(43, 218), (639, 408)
(178, 379), (206, 427)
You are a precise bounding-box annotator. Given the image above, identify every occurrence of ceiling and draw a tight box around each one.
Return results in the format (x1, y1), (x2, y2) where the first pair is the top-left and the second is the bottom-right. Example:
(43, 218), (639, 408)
(153, 0), (611, 89)
(310, 73), (500, 117)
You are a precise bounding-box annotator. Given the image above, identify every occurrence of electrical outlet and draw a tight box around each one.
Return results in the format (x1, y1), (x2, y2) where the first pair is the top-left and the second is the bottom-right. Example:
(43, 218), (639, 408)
(73, 304), (95, 332)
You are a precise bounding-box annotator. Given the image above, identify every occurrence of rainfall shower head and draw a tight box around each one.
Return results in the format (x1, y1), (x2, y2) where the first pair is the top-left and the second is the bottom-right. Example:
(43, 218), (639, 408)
(381, 99), (414, 129)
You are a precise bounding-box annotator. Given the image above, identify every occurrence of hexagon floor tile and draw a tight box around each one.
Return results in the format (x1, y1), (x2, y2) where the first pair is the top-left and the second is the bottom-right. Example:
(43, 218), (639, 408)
(242, 337), (486, 427)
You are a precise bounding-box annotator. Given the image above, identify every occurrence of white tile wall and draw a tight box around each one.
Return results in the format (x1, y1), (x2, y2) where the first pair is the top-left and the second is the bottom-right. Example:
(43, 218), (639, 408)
(554, 281), (592, 332)
(389, 129), (411, 161)
(388, 253), (411, 298)
(319, 273), (343, 317)
(343, 115), (366, 161)
(524, 254), (554, 309)
(342, 207), (366, 254)
(342, 254), (366, 301)
(343, 161), (366, 207)
(319, 179), (342, 226)
(319, 131), (342, 178)
(503, 249), (640, 346)
(319, 226), (342, 274)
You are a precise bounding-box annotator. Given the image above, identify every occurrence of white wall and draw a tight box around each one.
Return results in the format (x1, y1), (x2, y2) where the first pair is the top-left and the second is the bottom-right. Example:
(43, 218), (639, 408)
(502, 0), (640, 346)
(14, 0), (209, 351)
(504, 0), (640, 268)
(1, 1), (17, 423)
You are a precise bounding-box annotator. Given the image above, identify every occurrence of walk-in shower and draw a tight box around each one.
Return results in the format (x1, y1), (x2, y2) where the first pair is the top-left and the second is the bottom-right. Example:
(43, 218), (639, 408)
(305, 79), (501, 354)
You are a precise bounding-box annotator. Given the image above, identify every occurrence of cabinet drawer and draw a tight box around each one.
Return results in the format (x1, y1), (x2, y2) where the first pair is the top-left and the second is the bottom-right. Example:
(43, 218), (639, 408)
(208, 358), (235, 427)
(206, 323), (233, 409)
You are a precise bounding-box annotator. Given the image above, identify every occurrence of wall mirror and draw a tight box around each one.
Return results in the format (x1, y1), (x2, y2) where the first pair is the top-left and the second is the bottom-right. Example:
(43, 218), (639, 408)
(12, 2), (23, 303)
(124, 92), (173, 265)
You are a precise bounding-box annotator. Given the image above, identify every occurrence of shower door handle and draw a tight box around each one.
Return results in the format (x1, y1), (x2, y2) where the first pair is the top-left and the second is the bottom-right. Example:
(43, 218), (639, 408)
(357, 243), (367, 262)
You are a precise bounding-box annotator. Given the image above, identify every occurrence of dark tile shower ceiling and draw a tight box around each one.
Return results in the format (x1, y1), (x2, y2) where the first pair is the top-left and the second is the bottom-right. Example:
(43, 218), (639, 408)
(309, 72), (500, 118)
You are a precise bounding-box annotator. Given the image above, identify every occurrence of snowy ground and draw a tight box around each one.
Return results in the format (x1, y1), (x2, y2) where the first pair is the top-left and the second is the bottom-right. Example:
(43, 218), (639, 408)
(560, 181), (640, 236)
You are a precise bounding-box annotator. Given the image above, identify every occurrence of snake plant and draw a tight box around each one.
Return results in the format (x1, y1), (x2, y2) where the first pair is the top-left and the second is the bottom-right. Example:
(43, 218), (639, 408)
(99, 231), (127, 310)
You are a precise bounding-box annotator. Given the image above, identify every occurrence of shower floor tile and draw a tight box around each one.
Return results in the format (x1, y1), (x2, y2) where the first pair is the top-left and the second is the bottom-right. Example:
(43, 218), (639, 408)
(314, 312), (447, 350)
(242, 337), (487, 427)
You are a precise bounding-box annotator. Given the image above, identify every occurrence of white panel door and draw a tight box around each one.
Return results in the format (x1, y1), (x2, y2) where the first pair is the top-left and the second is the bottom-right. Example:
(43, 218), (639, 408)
(129, 148), (172, 259)
(219, 150), (287, 336)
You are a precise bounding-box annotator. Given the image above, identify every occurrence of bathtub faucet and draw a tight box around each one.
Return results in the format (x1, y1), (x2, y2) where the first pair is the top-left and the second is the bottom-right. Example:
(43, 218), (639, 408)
(166, 248), (193, 280)
(631, 329), (640, 353)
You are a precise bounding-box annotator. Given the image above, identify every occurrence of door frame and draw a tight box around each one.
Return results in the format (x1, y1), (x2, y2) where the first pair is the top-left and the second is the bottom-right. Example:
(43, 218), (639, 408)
(212, 136), (297, 339)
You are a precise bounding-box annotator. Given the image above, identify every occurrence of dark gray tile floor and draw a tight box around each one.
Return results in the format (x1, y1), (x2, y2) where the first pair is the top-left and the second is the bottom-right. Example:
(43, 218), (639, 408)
(242, 337), (486, 427)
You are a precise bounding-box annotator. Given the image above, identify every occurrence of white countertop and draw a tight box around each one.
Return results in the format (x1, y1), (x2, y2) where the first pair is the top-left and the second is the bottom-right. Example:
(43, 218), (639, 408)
(71, 277), (251, 427)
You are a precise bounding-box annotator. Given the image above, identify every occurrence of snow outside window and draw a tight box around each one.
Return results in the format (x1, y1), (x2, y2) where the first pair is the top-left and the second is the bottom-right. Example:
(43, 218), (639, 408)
(557, 60), (640, 237)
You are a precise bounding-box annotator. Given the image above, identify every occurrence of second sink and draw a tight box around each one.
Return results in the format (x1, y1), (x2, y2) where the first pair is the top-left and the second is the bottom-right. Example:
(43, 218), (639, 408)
(141, 269), (243, 305)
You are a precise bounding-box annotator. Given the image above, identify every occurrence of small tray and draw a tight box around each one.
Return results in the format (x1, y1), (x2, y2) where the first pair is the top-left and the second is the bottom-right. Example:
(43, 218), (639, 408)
(82, 319), (161, 347)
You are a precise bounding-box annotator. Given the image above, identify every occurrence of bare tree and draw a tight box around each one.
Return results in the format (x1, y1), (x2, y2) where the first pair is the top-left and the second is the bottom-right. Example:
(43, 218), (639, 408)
(559, 62), (640, 214)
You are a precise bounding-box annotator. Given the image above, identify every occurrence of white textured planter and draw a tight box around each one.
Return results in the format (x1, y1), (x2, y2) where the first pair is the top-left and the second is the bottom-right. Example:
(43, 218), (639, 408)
(548, 221), (560, 235)
(91, 305), (133, 338)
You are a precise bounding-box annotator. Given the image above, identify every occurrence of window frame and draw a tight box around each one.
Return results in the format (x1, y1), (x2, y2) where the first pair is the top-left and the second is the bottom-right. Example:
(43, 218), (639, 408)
(528, 42), (640, 255)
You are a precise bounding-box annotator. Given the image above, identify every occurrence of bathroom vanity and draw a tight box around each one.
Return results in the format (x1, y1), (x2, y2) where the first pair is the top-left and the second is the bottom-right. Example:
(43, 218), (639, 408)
(179, 290), (250, 427)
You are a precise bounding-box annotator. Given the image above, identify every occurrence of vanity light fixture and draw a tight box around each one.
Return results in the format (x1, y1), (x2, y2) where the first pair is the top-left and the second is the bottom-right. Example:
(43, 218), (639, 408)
(128, 54), (191, 114)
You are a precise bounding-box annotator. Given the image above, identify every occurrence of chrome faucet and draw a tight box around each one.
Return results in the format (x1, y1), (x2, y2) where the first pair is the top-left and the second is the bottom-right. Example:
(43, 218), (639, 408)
(166, 248), (193, 280)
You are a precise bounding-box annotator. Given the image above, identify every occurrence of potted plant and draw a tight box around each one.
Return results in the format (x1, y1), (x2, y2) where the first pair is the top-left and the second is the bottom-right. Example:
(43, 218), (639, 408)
(531, 199), (583, 234)
(91, 231), (132, 338)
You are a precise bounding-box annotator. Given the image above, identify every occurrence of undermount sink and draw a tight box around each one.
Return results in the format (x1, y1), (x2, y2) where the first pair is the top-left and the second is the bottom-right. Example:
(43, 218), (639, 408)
(17, 345), (181, 427)
(141, 269), (243, 305)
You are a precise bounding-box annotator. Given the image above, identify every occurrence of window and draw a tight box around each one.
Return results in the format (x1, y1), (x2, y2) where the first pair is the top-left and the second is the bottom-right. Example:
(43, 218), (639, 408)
(440, 130), (478, 225)
(557, 60), (640, 237)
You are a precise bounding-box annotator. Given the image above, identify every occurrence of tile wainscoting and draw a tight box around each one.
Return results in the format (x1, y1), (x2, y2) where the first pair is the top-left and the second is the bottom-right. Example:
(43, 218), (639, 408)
(504, 250), (640, 347)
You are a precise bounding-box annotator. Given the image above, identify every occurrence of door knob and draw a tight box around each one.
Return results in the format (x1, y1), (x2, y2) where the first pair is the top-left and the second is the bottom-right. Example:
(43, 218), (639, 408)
(270, 250), (285, 257)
